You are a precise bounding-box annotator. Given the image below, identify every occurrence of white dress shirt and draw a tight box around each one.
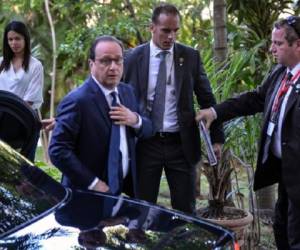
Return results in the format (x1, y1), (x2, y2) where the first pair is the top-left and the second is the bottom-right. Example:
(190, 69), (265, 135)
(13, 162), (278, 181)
(148, 40), (179, 132)
(271, 62), (300, 158)
(0, 56), (44, 109)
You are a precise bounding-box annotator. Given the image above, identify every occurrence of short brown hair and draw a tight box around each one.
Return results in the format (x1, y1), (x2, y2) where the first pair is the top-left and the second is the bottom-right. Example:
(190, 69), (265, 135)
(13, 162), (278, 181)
(274, 16), (300, 45)
(151, 3), (181, 24)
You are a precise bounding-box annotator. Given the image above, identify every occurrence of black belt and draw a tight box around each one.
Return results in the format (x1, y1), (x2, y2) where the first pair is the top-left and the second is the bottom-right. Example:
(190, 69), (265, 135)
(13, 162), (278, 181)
(155, 132), (180, 138)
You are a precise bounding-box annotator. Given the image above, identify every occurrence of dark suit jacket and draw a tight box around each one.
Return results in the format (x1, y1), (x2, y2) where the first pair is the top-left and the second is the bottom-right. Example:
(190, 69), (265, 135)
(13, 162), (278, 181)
(49, 76), (152, 196)
(123, 42), (224, 165)
(214, 64), (300, 203)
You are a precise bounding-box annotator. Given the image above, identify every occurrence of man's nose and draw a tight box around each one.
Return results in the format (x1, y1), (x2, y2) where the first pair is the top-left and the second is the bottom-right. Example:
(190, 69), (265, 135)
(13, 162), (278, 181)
(168, 31), (176, 39)
(109, 60), (119, 69)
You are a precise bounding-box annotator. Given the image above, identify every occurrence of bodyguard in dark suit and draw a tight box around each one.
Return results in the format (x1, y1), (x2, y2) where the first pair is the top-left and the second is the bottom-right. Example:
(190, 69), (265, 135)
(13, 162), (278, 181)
(197, 16), (300, 249)
(123, 3), (224, 214)
(49, 36), (152, 197)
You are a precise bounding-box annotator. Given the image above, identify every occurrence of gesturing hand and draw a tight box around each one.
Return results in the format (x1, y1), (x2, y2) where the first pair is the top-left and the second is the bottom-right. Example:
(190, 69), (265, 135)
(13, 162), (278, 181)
(41, 118), (56, 132)
(109, 104), (138, 127)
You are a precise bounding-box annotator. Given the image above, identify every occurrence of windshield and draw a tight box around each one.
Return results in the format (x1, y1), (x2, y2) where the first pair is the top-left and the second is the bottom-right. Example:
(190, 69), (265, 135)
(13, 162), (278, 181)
(0, 141), (66, 236)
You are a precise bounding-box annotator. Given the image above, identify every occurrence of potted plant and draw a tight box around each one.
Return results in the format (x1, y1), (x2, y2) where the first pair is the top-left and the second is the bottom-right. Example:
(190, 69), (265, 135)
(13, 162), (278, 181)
(197, 148), (253, 246)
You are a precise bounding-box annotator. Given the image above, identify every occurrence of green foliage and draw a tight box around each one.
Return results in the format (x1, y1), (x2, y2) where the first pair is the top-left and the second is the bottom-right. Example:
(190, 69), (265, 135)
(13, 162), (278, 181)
(0, 0), (297, 166)
(202, 43), (268, 164)
(34, 147), (61, 181)
(227, 0), (294, 56)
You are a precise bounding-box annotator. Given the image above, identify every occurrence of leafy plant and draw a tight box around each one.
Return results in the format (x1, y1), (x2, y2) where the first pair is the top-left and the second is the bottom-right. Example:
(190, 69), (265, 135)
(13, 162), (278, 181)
(198, 44), (266, 218)
(199, 149), (234, 218)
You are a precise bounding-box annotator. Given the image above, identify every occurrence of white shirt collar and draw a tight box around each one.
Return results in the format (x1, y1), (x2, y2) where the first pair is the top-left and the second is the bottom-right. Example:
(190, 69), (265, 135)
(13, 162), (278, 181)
(91, 75), (118, 97)
(150, 40), (174, 58)
(289, 62), (300, 76)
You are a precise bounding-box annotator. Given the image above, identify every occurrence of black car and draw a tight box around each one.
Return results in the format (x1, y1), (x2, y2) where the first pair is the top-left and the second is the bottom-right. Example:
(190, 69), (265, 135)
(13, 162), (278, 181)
(0, 140), (238, 249)
(0, 90), (238, 249)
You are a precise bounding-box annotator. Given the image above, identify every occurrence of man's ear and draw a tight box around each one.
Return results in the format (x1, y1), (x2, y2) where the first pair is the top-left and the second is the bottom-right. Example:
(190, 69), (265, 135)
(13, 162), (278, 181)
(296, 39), (300, 48)
(88, 59), (93, 68)
(149, 22), (154, 33)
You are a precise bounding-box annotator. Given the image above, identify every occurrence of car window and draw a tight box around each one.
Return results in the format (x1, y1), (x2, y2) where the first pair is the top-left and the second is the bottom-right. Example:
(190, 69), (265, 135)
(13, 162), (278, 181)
(0, 140), (66, 236)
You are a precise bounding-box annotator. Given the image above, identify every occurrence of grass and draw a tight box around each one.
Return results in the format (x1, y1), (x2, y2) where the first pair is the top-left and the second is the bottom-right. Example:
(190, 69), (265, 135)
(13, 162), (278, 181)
(34, 145), (61, 181)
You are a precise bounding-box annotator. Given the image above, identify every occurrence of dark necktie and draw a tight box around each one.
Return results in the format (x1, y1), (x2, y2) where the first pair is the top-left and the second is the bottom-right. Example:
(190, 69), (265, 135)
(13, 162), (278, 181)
(107, 91), (123, 195)
(151, 51), (169, 132)
(270, 72), (293, 124)
(262, 72), (293, 163)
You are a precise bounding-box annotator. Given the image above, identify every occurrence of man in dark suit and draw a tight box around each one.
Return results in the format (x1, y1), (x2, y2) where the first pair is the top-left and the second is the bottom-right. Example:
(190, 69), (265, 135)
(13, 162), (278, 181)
(49, 35), (152, 197)
(123, 3), (224, 214)
(196, 16), (300, 249)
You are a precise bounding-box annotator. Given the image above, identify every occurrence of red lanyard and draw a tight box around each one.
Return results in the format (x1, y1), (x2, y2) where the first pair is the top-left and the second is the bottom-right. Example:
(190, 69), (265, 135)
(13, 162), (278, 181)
(272, 70), (300, 113)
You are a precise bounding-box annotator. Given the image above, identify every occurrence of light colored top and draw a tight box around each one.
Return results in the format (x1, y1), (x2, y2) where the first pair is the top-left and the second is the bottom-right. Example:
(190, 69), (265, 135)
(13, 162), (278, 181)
(148, 40), (179, 132)
(0, 56), (44, 109)
(271, 62), (300, 158)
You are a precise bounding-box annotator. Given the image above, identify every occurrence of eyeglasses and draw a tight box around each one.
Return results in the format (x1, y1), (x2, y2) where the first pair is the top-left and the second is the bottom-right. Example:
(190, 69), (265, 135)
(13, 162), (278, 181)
(286, 16), (300, 37)
(94, 57), (123, 66)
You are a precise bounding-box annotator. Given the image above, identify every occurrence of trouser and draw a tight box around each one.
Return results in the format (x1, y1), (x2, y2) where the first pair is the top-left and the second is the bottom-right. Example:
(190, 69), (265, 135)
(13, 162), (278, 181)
(136, 132), (196, 214)
(273, 182), (300, 250)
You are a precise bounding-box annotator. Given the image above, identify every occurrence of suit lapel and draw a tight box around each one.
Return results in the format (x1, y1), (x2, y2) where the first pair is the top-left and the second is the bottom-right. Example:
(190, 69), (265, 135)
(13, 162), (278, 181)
(174, 43), (184, 102)
(117, 84), (127, 107)
(117, 84), (132, 146)
(87, 77), (111, 128)
(138, 44), (150, 106)
(264, 71), (286, 120)
(283, 77), (300, 120)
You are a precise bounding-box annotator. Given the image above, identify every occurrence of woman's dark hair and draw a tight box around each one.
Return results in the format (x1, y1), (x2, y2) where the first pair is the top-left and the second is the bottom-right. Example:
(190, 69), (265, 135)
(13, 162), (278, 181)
(0, 21), (31, 72)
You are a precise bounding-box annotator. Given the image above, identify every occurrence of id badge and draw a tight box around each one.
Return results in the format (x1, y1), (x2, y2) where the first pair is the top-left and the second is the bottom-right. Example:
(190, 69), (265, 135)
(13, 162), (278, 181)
(267, 121), (276, 136)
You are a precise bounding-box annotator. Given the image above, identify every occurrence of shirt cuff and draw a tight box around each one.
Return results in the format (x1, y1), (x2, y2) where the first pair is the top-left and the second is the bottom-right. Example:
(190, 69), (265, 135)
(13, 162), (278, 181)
(210, 107), (217, 120)
(88, 177), (99, 190)
(131, 113), (142, 129)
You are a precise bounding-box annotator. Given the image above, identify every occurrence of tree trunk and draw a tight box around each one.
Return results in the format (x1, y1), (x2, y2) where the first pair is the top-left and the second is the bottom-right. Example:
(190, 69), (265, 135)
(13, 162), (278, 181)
(196, 0), (228, 201)
(213, 0), (227, 64)
(43, 0), (57, 163)
(44, 0), (57, 120)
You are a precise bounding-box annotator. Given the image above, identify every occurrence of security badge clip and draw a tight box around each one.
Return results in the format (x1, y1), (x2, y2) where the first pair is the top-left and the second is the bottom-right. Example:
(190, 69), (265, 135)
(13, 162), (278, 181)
(295, 83), (300, 93)
(267, 121), (275, 137)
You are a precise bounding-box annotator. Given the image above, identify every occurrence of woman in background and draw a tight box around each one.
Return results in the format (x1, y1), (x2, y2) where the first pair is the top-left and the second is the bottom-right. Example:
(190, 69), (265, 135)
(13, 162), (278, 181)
(0, 20), (44, 161)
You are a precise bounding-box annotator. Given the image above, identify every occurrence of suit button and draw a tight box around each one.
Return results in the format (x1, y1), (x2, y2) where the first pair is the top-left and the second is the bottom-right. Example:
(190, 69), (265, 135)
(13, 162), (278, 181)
(282, 142), (287, 146)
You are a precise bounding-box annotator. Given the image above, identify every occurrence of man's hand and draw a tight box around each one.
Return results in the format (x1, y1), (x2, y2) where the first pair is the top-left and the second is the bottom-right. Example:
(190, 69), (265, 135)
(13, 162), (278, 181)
(92, 180), (110, 193)
(41, 118), (56, 132)
(195, 108), (216, 129)
(212, 143), (223, 161)
(109, 104), (138, 126)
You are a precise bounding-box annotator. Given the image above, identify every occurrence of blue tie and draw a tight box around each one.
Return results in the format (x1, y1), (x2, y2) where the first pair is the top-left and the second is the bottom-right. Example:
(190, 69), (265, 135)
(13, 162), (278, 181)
(107, 91), (123, 195)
